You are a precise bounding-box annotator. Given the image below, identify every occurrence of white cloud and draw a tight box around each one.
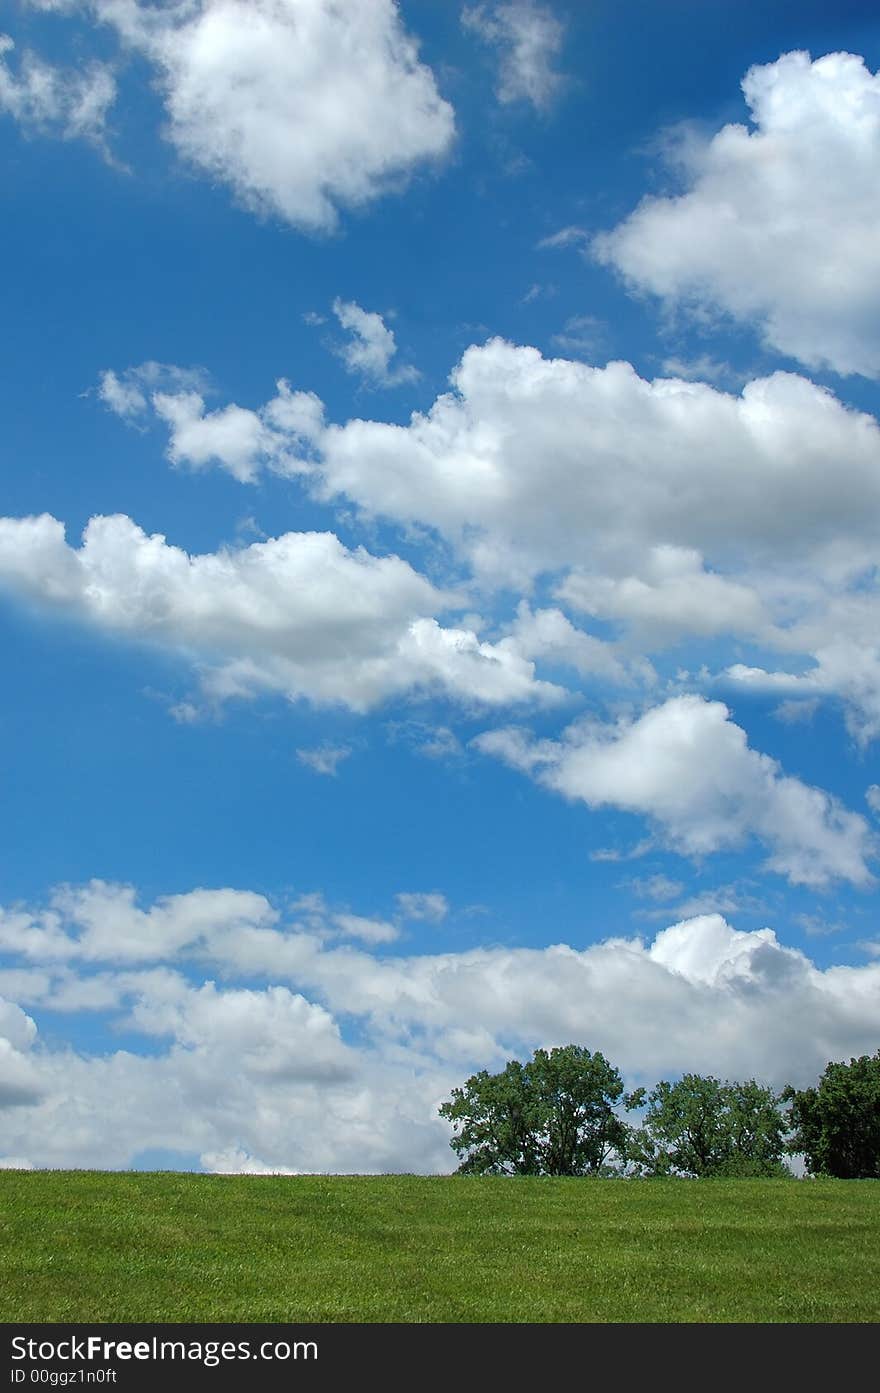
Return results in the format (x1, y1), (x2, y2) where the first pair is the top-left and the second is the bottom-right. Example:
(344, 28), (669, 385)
(629, 874), (684, 903)
(109, 341), (880, 607)
(462, 2), (565, 111)
(331, 913), (399, 946)
(773, 697), (820, 725)
(474, 695), (876, 887)
(0, 998), (43, 1107)
(169, 700), (202, 725)
(538, 224), (588, 250)
(0, 970), (52, 1006)
(558, 547), (768, 644)
(100, 362), (327, 482)
(413, 617), (568, 707)
(312, 339), (880, 735)
(98, 362), (211, 422)
(316, 341), (880, 587)
(0, 35), (116, 149)
(0, 887), (879, 1169)
(594, 50), (880, 378)
(201, 1148), (300, 1175)
(387, 721), (465, 761)
(152, 381), (325, 483)
(508, 602), (644, 684)
(0, 881), (278, 966)
(416, 726), (463, 759)
(0, 998), (38, 1052)
(127, 978), (355, 1083)
(93, 0), (454, 231)
(551, 314), (605, 356)
(726, 634), (880, 746)
(659, 356), (745, 388)
(866, 785), (880, 815)
(98, 370), (148, 419)
(649, 884), (756, 923)
(86, 337), (880, 740)
(331, 300), (419, 387)
(296, 745), (352, 777)
(395, 892), (449, 923)
(645, 915), (825, 999)
(0, 512), (562, 712)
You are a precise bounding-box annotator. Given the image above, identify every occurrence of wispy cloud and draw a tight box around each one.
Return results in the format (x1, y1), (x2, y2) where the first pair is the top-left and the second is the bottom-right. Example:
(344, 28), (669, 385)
(463, 2), (566, 111)
(297, 745), (352, 778)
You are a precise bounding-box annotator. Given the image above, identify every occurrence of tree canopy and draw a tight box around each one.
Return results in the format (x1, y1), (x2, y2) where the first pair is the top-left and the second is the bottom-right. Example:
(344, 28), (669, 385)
(438, 1045), (633, 1176)
(782, 1050), (880, 1178)
(440, 1046), (880, 1180)
(627, 1074), (789, 1177)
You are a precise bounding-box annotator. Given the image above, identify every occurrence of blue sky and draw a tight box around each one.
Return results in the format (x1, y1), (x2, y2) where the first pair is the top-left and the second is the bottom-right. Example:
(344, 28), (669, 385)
(1, 0), (879, 1174)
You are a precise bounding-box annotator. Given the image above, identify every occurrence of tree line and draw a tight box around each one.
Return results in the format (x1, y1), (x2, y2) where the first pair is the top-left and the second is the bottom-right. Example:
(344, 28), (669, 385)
(438, 1045), (880, 1179)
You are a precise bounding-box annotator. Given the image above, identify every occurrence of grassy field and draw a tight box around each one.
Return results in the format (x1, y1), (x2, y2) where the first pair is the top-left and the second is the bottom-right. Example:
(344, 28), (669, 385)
(1, 1171), (878, 1322)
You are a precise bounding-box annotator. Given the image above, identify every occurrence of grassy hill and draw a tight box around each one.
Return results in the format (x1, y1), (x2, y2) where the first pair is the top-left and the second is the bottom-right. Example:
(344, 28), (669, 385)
(2, 1171), (878, 1322)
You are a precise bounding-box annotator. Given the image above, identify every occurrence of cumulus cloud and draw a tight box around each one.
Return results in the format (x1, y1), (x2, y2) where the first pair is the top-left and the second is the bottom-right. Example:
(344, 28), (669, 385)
(0, 882), (278, 966)
(96, 337), (880, 735)
(153, 381), (325, 484)
(331, 300), (419, 387)
(462, 1), (565, 111)
(558, 549), (768, 646)
(0, 998), (43, 1107)
(99, 361), (327, 483)
(0, 884), (879, 1169)
(86, 0), (454, 231)
(0, 998), (38, 1053)
(507, 603), (646, 684)
(104, 343), (880, 592)
(127, 978), (355, 1083)
(595, 50), (880, 378)
(312, 340), (880, 735)
(0, 512), (563, 712)
(475, 695), (876, 887)
(0, 35), (116, 149)
(316, 341), (880, 585)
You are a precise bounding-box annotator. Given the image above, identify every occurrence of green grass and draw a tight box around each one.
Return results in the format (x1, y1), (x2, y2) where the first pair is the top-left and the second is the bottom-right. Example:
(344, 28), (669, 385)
(1, 1171), (878, 1322)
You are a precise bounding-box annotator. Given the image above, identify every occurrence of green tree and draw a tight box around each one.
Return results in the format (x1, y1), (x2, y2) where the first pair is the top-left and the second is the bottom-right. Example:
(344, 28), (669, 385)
(782, 1050), (880, 1178)
(628, 1074), (789, 1177)
(438, 1045), (633, 1175)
